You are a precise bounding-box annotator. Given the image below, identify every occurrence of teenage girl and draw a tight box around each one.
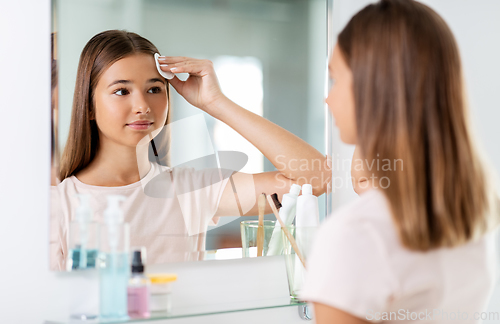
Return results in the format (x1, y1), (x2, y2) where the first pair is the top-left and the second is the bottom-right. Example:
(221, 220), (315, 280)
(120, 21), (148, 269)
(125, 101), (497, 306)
(301, 1), (499, 323)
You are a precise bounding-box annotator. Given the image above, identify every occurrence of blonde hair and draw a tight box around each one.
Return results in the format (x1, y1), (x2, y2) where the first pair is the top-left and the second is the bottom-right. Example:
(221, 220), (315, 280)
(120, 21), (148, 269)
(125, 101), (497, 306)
(339, 0), (498, 250)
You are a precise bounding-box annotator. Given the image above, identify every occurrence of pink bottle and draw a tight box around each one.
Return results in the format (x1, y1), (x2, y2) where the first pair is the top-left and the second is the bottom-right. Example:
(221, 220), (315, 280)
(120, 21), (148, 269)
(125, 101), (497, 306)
(127, 249), (150, 318)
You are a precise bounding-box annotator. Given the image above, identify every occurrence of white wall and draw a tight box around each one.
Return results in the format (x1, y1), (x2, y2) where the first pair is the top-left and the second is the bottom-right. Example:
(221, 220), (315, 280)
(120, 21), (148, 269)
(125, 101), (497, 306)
(0, 0), (67, 323)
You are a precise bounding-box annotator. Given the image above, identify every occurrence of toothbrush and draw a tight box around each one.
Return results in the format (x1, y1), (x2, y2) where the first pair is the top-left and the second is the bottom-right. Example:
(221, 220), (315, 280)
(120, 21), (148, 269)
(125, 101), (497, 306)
(267, 194), (306, 269)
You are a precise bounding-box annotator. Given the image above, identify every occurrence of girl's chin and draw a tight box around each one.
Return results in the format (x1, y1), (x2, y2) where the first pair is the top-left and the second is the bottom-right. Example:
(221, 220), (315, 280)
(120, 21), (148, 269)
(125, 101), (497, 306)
(132, 126), (164, 145)
(130, 131), (158, 147)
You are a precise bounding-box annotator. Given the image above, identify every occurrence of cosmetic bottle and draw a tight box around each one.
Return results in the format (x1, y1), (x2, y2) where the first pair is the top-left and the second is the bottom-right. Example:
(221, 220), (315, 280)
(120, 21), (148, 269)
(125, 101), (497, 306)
(127, 248), (150, 319)
(68, 194), (99, 271)
(295, 184), (319, 228)
(267, 184), (301, 255)
(293, 184), (319, 293)
(293, 184), (319, 292)
(99, 195), (130, 322)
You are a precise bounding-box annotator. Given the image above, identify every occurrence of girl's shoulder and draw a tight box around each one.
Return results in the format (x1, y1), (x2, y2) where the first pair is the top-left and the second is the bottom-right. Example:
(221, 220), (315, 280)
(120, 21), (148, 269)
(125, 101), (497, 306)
(324, 189), (393, 229)
(317, 189), (400, 260)
(51, 175), (77, 192)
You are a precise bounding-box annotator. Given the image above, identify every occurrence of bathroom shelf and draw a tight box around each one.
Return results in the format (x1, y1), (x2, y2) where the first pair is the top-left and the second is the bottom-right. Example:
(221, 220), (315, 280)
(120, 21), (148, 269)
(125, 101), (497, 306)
(120, 298), (304, 323)
(49, 252), (303, 323)
(53, 298), (305, 323)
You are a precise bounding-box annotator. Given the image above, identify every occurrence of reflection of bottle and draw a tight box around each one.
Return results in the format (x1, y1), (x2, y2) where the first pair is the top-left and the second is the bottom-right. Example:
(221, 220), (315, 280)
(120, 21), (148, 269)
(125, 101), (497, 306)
(128, 248), (150, 319)
(99, 195), (130, 322)
(68, 194), (99, 270)
(267, 184), (301, 256)
(295, 184), (319, 228)
(69, 245), (98, 270)
(68, 194), (100, 322)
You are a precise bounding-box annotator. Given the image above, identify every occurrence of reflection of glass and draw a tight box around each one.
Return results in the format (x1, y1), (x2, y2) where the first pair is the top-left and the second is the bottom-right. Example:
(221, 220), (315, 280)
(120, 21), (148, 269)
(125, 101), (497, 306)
(282, 226), (317, 300)
(240, 220), (276, 257)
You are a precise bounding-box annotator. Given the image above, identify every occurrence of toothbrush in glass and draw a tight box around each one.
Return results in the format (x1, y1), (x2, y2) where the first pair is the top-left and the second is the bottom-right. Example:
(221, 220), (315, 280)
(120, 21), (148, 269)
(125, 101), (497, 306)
(267, 193), (306, 269)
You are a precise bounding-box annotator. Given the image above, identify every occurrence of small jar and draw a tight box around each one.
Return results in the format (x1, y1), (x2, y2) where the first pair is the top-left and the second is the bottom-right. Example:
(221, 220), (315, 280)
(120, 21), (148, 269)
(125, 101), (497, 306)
(147, 274), (177, 313)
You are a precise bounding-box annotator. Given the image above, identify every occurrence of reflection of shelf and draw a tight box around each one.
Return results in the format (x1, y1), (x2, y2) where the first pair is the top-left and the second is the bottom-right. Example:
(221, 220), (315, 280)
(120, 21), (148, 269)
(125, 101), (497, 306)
(102, 298), (304, 323)
(52, 299), (305, 323)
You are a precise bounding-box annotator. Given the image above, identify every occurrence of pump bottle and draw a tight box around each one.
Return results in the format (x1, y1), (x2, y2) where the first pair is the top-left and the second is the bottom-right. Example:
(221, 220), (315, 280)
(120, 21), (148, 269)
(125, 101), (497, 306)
(99, 195), (130, 322)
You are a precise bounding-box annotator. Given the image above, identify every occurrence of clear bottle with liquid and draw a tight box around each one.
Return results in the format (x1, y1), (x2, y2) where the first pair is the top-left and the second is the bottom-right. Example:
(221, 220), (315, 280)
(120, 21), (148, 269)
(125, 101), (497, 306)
(98, 195), (130, 322)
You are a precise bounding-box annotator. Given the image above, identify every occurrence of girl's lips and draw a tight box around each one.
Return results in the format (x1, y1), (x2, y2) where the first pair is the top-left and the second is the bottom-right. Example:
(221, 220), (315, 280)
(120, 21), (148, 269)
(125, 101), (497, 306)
(127, 123), (152, 130)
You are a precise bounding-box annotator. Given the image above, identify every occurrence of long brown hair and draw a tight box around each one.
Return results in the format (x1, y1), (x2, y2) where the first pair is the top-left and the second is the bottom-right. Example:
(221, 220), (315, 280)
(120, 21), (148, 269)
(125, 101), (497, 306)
(339, 0), (498, 250)
(60, 30), (171, 180)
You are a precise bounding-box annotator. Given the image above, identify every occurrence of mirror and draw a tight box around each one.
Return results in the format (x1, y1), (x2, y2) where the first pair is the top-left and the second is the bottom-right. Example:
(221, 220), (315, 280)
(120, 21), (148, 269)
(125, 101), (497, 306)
(50, 0), (329, 271)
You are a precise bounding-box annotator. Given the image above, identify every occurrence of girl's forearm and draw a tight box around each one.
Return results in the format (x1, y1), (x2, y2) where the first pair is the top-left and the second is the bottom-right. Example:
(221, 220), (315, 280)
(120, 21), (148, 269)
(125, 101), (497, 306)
(208, 96), (330, 188)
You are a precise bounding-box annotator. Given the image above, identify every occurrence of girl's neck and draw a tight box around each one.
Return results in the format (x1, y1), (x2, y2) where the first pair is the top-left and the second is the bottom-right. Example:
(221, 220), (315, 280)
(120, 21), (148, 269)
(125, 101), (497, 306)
(75, 142), (150, 187)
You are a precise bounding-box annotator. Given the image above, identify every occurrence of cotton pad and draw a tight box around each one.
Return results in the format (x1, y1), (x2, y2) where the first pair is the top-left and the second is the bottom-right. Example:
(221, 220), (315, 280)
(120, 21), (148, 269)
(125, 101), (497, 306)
(154, 53), (175, 80)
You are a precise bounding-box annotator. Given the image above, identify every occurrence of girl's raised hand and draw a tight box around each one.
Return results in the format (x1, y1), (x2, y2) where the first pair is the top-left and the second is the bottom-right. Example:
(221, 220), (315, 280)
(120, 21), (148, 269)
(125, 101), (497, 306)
(157, 56), (226, 114)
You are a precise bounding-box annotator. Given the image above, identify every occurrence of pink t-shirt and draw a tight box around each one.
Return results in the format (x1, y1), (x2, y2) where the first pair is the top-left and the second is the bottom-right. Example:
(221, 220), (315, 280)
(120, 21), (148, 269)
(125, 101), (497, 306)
(50, 162), (232, 270)
(300, 189), (498, 323)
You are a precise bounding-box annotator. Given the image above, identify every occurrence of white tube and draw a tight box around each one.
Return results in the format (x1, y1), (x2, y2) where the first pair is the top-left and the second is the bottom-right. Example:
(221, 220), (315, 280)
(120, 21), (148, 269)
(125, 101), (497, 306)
(293, 184), (319, 294)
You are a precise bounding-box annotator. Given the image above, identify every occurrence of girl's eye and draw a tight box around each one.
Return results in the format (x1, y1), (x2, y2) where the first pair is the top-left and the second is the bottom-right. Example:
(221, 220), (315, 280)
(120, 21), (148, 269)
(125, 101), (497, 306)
(114, 88), (130, 96)
(148, 87), (162, 94)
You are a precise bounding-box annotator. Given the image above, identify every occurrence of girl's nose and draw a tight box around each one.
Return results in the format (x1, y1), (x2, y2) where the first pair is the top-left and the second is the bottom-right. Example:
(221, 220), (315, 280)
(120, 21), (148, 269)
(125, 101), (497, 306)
(135, 105), (151, 114)
(133, 93), (150, 114)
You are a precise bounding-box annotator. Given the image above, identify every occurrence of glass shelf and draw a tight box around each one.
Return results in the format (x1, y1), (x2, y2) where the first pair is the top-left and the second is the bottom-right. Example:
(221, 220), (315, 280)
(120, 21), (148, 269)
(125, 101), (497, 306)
(53, 249), (305, 323)
(116, 298), (304, 323)
(56, 298), (305, 323)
